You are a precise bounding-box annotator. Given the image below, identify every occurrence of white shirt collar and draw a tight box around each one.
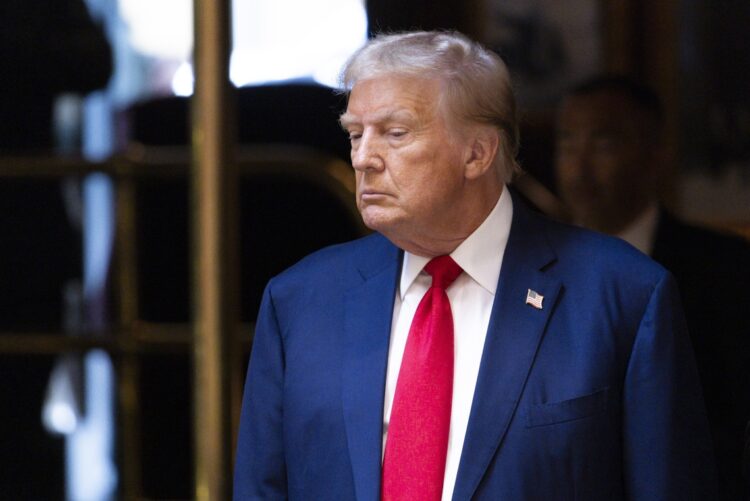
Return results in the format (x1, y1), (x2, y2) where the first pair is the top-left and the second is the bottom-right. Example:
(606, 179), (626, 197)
(399, 186), (513, 299)
(616, 203), (659, 255)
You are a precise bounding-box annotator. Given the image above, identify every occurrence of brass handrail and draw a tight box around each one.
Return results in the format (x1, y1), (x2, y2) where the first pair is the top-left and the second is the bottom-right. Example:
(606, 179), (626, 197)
(0, 144), (363, 499)
(0, 322), (254, 354)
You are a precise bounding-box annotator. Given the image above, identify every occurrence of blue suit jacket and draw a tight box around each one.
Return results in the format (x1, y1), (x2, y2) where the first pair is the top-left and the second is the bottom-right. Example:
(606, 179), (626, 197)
(234, 193), (717, 500)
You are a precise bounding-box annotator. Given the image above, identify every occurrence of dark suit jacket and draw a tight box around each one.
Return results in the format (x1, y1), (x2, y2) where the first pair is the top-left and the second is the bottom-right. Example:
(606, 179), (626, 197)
(234, 194), (716, 500)
(652, 210), (750, 500)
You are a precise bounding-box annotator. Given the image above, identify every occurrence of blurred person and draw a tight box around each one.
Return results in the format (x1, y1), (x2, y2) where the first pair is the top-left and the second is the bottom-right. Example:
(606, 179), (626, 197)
(0, 0), (111, 152)
(234, 31), (716, 500)
(556, 75), (750, 500)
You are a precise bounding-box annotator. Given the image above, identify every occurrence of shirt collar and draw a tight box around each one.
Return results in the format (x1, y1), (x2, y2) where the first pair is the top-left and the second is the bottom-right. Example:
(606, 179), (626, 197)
(616, 203), (659, 255)
(399, 186), (513, 299)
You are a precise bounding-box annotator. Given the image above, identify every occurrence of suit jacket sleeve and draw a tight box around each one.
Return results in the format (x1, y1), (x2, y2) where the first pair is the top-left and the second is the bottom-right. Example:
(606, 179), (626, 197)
(234, 284), (288, 500)
(621, 272), (717, 499)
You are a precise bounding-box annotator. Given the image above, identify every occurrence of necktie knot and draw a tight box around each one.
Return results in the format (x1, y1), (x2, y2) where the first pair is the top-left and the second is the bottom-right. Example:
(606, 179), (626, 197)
(424, 255), (463, 290)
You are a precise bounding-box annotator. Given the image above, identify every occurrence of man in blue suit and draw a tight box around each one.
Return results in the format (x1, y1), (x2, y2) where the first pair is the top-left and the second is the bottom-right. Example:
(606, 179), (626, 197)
(234, 31), (716, 500)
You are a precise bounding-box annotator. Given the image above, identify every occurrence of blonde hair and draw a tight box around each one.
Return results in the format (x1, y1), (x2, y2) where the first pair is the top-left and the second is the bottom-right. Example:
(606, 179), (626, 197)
(340, 30), (521, 182)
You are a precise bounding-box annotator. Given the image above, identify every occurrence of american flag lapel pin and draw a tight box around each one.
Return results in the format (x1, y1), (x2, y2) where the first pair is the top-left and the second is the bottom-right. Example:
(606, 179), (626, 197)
(525, 289), (544, 309)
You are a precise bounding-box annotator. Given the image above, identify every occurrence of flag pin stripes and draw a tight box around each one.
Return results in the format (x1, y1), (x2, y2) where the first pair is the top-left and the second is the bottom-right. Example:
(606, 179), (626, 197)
(525, 289), (544, 309)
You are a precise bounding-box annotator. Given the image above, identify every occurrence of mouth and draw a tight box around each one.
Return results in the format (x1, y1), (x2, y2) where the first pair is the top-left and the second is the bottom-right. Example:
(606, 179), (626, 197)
(567, 182), (600, 198)
(359, 190), (390, 201)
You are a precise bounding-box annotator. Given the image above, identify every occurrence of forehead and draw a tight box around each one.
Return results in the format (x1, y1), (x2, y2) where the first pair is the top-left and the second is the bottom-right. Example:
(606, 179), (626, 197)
(342, 75), (443, 125)
(557, 91), (641, 131)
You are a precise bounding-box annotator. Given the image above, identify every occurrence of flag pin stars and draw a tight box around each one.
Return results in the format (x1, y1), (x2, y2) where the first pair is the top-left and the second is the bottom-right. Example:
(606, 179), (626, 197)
(525, 289), (544, 309)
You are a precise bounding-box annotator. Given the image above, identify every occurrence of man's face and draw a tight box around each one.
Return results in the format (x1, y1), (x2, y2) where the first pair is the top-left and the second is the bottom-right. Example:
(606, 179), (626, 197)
(555, 91), (658, 234)
(341, 75), (470, 254)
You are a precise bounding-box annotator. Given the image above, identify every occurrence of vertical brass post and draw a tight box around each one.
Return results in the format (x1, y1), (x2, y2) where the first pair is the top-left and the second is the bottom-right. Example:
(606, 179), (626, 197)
(114, 172), (142, 499)
(191, 0), (238, 499)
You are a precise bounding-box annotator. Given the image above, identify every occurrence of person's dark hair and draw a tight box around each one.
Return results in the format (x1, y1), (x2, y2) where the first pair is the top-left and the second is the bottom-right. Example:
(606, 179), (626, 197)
(567, 74), (663, 125)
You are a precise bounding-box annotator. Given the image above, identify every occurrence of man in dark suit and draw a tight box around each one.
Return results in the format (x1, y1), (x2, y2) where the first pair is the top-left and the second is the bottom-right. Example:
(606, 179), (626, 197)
(234, 32), (716, 500)
(555, 75), (750, 500)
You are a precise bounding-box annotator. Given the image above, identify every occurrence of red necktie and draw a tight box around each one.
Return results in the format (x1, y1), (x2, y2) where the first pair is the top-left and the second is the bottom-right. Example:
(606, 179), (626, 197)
(382, 255), (463, 501)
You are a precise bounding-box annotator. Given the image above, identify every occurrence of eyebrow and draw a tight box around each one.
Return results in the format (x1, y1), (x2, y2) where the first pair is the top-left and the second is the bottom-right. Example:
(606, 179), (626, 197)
(338, 113), (358, 130)
(339, 109), (420, 130)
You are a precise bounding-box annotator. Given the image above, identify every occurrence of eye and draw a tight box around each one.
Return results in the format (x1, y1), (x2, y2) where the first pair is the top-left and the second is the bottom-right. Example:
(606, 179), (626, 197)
(388, 129), (407, 138)
(348, 131), (362, 142)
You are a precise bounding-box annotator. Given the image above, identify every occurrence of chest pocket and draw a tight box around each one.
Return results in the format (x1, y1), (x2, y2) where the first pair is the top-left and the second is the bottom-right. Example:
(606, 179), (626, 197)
(525, 388), (610, 428)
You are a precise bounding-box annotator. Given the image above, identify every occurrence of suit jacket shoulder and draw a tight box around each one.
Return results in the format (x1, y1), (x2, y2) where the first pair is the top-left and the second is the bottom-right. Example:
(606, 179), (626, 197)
(653, 210), (750, 272)
(650, 208), (750, 346)
(267, 232), (399, 297)
(517, 199), (669, 295)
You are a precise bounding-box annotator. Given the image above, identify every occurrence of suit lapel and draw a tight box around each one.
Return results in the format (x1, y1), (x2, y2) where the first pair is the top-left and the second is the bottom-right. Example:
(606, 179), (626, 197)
(342, 238), (401, 501)
(452, 195), (561, 500)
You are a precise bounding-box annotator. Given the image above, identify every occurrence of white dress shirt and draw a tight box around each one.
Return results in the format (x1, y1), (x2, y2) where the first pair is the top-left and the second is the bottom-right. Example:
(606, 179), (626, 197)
(382, 187), (513, 501)
(616, 203), (659, 256)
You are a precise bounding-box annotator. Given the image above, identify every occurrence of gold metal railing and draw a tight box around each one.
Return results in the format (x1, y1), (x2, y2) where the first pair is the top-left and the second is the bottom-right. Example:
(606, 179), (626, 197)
(192, 0), (236, 495)
(0, 144), (362, 499)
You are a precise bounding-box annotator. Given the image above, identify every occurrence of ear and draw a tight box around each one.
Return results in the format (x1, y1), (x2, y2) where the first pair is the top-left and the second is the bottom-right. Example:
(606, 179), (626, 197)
(464, 127), (500, 181)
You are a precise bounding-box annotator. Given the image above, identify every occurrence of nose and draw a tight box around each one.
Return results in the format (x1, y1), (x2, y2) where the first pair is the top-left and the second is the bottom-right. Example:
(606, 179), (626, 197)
(351, 132), (385, 172)
(557, 138), (592, 175)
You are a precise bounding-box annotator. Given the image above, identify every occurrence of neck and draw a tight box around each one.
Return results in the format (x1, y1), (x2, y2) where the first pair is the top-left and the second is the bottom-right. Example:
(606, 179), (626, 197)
(396, 184), (503, 257)
(590, 199), (656, 235)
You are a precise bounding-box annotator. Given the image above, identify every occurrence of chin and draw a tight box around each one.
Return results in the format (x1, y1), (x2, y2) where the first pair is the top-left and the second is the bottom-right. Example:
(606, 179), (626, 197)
(360, 208), (400, 235)
(361, 215), (389, 233)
